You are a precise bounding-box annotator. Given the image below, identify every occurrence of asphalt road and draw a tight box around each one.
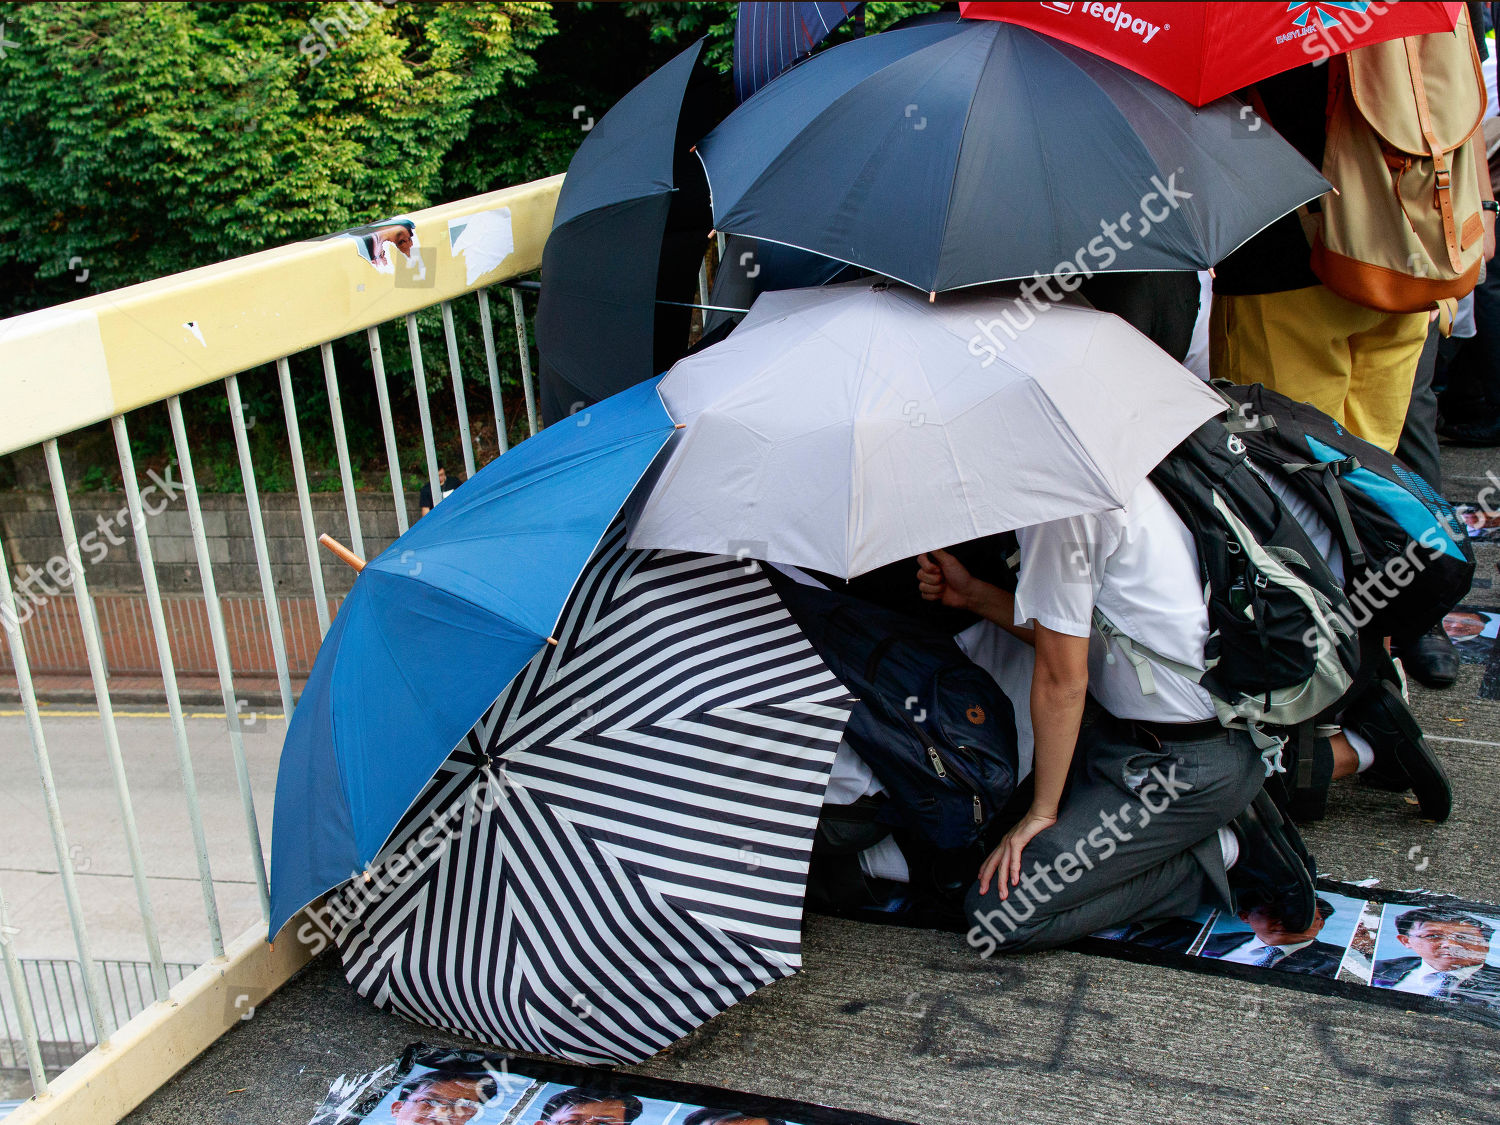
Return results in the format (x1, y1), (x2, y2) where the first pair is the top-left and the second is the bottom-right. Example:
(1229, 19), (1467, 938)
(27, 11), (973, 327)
(0, 706), (284, 965)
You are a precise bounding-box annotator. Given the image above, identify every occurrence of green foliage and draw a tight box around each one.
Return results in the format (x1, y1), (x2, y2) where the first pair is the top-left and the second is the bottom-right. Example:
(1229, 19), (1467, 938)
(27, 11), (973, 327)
(0, 1), (554, 308)
(0, 1), (937, 492)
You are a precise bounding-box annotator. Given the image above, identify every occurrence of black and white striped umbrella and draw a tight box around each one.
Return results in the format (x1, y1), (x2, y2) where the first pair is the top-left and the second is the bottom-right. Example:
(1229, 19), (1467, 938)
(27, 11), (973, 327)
(334, 526), (854, 1064)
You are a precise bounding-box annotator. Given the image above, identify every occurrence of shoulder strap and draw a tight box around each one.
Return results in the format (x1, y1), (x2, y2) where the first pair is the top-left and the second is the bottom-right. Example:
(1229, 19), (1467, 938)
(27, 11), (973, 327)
(1091, 608), (1212, 696)
(1280, 456), (1367, 571)
(1091, 608), (1286, 775)
(1406, 35), (1466, 271)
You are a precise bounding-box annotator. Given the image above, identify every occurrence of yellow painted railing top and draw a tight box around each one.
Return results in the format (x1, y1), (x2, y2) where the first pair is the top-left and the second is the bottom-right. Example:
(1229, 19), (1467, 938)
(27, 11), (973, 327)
(0, 174), (563, 457)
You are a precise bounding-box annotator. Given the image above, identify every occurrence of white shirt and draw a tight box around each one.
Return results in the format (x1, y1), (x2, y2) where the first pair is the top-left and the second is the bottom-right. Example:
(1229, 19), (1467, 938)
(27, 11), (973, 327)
(1014, 479), (1215, 723)
(1218, 934), (1312, 967)
(1392, 960), (1484, 998)
(1182, 271), (1214, 382)
(824, 742), (884, 804)
(1255, 464), (1346, 585)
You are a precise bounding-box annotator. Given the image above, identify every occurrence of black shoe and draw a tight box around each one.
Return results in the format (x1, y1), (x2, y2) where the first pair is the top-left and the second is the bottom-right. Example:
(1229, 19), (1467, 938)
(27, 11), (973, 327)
(1438, 414), (1500, 446)
(1228, 790), (1317, 932)
(1347, 681), (1453, 822)
(1394, 626), (1459, 689)
(1273, 733), (1334, 823)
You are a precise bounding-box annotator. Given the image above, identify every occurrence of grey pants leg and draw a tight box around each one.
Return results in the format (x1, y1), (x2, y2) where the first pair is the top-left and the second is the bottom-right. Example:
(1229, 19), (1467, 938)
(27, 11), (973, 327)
(1397, 322), (1443, 492)
(965, 721), (1264, 955)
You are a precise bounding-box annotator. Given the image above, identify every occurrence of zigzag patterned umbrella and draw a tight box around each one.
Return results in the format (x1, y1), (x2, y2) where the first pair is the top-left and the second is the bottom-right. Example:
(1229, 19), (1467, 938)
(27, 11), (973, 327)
(332, 526), (854, 1064)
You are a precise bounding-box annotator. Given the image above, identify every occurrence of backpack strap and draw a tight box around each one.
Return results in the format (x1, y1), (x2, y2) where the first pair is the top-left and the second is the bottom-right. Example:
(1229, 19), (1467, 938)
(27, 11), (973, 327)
(1405, 35), (1466, 272)
(1281, 456), (1367, 572)
(1209, 381), (1278, 433)
(1094, 608), (1287, 776)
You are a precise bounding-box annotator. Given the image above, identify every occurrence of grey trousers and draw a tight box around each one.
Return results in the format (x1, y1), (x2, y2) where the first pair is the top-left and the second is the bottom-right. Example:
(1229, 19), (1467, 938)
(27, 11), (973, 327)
(1396, 322), (1443, 492)
(965, 718), (1265, 955)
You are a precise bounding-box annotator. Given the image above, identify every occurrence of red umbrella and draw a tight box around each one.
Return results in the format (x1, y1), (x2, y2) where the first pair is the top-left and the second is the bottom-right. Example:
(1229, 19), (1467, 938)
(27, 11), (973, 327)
(958, 1), (1463, 105)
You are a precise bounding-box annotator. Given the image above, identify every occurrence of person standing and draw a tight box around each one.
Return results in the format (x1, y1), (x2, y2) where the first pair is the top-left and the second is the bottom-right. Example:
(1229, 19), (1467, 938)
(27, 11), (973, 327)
(1210, 65), (1430, 455)
(417, 463), (462, 518)
(1214, 28), (1494, 689)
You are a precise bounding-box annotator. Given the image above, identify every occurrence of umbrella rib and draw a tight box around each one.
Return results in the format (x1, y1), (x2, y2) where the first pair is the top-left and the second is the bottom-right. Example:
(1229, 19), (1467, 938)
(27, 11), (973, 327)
(931, 28), (996, 293)
(844, 301), (887, 575)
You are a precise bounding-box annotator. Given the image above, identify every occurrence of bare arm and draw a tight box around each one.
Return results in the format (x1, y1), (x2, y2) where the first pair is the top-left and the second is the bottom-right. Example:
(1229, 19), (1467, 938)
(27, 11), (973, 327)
(916, 550), (1035, 645)
(978, 623), (1090, 897)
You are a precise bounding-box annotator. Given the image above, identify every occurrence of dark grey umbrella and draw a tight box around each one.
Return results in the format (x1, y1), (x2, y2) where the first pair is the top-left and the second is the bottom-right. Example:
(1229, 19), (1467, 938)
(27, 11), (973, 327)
(697, 17), (1332, 294)
(536, 40), (720, 424)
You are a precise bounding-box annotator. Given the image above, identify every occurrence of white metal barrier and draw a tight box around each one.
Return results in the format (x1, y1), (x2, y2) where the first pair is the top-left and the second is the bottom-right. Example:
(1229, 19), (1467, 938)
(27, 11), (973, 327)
(0, 175), (563, 1121)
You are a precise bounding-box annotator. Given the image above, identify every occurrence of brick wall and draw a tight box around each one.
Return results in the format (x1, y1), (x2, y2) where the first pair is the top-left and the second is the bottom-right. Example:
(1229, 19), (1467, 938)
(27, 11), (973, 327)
(0, 490), (418, 676)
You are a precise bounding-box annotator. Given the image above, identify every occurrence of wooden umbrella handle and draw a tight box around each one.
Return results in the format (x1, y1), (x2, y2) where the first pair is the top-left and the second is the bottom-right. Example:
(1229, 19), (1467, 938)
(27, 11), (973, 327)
(318, 533), (366, 572)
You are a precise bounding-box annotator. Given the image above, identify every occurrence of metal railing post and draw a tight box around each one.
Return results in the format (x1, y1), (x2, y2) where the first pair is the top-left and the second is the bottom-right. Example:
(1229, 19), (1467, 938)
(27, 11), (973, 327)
(225, 375), (296, 719)
(0, 906), (47, 1096)
(440, 300), (477, 479)
(476, 289), (509, 455)
(275, 357), (331, 637)
(320, 342), (366, 561)
(42, 440), (169, 1002)
(0, 539), (111, 1048)
(406, 313), (444, 508)
(367, 325), (409, 535)
(510, 288), (539, 436)
(111, 414), (224, 958)
(166, 396), (270, 921)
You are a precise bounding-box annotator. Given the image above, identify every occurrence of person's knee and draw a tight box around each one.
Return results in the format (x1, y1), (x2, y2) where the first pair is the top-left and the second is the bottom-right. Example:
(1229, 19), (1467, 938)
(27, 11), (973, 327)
(964, 878), (1059, 956)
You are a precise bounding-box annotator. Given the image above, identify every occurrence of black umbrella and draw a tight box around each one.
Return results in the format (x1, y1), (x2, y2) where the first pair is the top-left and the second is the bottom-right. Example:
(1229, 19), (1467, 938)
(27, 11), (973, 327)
(697, 17), (1332, 294)
(536, 41), (719, 424)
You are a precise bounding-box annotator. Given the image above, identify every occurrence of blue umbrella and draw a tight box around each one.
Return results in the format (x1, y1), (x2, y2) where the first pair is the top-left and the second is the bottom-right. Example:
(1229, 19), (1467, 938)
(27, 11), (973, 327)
(268, 378), (677, 938)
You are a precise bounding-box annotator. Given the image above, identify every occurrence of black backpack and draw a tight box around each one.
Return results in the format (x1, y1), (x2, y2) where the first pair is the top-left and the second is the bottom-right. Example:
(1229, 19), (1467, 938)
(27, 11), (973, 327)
(767, 575), (1019, 851)
(1096, 416), (1362, 760)
(1218, 381), (1474, 640)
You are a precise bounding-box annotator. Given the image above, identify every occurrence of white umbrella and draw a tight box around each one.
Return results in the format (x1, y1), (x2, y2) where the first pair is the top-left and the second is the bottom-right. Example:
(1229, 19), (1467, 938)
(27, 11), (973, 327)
(628, 281), (1228, 578)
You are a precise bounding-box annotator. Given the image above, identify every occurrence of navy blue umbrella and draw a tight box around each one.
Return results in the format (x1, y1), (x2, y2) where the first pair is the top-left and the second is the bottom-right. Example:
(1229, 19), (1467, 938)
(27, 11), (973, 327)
(536, 40), (719, 425)
(733, 1), (863, 102)
(699, 17), (1332, 294)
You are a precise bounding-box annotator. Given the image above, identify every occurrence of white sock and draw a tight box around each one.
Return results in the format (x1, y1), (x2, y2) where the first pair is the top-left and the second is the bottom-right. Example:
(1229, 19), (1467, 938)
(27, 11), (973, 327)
(1218, 825), (1240, 870)
(857, 835), (910, 884)
(1345, 728), (1376, 773)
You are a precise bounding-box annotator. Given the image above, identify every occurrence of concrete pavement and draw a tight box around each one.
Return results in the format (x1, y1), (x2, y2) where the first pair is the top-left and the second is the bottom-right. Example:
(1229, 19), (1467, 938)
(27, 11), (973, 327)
(13, 447), (1500, 1124)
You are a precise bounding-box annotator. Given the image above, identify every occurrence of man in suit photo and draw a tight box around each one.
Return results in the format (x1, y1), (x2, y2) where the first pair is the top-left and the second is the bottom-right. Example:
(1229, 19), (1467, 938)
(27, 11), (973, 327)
(1372, 906), (1500, 1009)
(1200, 896), (1346, 977)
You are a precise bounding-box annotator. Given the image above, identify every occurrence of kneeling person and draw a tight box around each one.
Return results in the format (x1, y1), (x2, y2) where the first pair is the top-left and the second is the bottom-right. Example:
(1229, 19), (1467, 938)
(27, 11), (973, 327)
(918, 478), (1314, 955)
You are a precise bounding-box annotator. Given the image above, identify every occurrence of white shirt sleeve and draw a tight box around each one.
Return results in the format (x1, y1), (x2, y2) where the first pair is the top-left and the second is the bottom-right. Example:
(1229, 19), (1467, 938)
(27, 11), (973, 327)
(1013, 512), (1117, 639)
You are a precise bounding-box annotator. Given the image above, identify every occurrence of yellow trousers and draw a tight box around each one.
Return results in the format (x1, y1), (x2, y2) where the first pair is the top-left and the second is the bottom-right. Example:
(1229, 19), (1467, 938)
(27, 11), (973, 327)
(1210, 284), (1428, 453)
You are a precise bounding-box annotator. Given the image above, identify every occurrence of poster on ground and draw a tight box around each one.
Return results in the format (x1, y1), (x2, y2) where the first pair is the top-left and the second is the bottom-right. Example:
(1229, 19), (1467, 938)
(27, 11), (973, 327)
(308, 1044), (913, 1125)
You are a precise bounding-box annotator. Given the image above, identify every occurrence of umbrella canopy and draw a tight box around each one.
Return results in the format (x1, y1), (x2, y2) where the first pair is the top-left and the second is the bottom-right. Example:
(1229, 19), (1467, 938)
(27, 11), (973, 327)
(733, 1), (864, 102)
(335, 525), (854, 1064)
(959, 2), (1463, 106)
(535, 40), (718, 424)
(696, 16), (1332, 293)
(702, 232), (862, 339)
(628, 282), (1229, 579)
(269, 378), (678, 939)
